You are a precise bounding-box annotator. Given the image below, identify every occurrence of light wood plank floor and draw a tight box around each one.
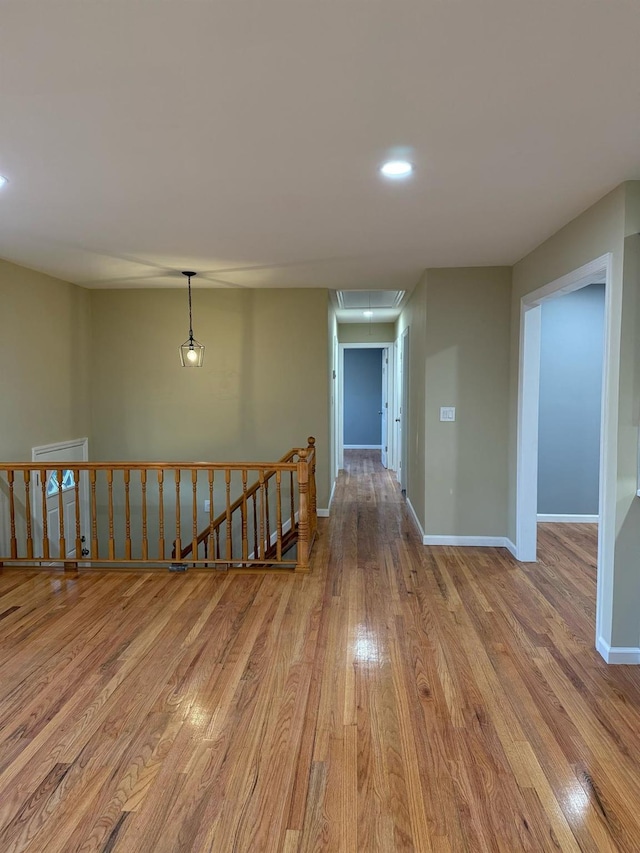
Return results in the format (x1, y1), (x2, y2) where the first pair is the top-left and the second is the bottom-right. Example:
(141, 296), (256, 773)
(0, 450), (639, 851)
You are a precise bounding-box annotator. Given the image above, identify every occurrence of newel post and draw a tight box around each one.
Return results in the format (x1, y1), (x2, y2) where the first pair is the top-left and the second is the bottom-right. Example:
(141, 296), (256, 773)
(307, 436), (317, 542)
(295, 447), (311, 572)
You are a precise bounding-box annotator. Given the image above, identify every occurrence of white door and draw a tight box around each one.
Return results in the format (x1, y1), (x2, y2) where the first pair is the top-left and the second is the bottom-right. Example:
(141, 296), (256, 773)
(380, 350), (388, 468)
(32, 439), (88, 561)
(399, 329), (409, 491)
(393, 338), (401, 477)
(332, 334), (339, 479)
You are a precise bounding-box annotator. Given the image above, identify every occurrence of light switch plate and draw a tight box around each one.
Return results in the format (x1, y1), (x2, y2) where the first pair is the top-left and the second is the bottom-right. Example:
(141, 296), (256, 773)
(440, 406), (456, 422)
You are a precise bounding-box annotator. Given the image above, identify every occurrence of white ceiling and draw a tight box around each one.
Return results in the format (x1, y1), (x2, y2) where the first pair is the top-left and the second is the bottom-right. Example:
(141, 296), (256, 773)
(1, 1), (640, 292)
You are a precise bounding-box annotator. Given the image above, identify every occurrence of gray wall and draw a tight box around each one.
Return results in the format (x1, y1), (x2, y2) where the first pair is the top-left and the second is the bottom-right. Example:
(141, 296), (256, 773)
(0, 258), (92, 461)
(338, 323), (396, 343)
(90, 288), (331, 508)
(344, 348), (382, 446)
(538, 284), (605, 515)
(423, 268), (512, 536)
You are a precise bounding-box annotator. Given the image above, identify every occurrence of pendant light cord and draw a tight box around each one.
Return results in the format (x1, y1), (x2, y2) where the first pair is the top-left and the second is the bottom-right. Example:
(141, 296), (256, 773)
(187, 274), (194, 341)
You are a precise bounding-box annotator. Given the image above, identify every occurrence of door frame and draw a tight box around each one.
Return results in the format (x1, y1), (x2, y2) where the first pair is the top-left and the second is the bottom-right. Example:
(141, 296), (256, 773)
(397, 327), (409, 489)
(31, 437), (90, 558)
(515, 253), (614, 655)
(337, 342), (395, 471)
(332, 333), (340, 480)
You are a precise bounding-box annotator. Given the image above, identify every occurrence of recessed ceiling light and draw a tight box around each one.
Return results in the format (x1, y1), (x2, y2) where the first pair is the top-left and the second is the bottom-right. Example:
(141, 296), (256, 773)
(0, 176), (8, 189)
(380, 160), (414, 179)
(363, 310), (374, 317)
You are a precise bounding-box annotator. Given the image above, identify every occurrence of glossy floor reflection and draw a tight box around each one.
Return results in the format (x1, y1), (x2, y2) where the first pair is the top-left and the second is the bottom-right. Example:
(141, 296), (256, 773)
(0, 450), (637, 851)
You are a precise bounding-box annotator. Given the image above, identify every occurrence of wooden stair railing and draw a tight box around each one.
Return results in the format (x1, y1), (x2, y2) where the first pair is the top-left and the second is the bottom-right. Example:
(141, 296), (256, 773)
(0, 438), (317, 573)
(173, 437), (317, 568)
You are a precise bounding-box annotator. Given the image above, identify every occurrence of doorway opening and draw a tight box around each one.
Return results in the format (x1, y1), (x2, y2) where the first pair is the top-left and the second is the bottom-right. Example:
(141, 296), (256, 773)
(515, 253), (614, 656)
(337, 343), (395, 472)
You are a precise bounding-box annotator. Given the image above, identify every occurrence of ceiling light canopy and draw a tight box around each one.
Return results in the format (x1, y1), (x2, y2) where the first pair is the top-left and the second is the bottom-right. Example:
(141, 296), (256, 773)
(380, 160), (414, 179)
(179, 271), (205, 367)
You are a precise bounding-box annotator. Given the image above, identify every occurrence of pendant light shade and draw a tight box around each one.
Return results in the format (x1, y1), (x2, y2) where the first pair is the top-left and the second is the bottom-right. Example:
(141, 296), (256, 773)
(179, 271), (205, 367)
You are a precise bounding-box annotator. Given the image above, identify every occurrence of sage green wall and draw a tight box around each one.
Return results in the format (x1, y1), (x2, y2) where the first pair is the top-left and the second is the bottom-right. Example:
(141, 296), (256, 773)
(510, 183), (638, 649)
(0, 258), (91, 460)
(611, 184), (640, 649)
(397, 276), (427, 529)
(510, 184), (625, 544)
(338, 322), (396, 343)
(424, 268), (511, 537)
(89, 288), (331, 508)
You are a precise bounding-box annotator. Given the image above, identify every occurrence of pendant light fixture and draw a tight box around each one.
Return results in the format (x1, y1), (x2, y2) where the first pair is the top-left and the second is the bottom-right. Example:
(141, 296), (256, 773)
(179, 271), (205, 367)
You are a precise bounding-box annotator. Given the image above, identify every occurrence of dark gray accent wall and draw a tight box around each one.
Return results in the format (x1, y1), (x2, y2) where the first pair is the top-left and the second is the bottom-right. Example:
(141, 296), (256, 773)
(538, 284), (605, 514)
(344, 348), (382, 446)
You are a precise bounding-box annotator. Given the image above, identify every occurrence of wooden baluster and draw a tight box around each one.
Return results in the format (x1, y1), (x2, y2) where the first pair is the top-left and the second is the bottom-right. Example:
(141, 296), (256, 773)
(23, 471), (33, 560)
(208, 470), (215, 565)
(192, 469), (198, 560)
(276, 470), (283, 561)
(225, 469), (232, 561)
(264, 477), (271, 551)
(241, 470), (248, 561)
(8, 470), (17, 559)
(40, 469), (49, 560)
(158, 470), (165, 560)
(289, 470), (295, 533)
(295, 449), (310, 572)
(57, 468), (66, 560)
(307, 436), (317, 541)
(141, 470), (148, 561)
(174, 470), (181, 560)
(215, 528), (220, 560)
(107, 469), (115, 559)
(252, 492), (258, 560)
(90, 470), (98, 559)
(258, 470), (266, 560)
(73, 469), (81, 560)
(124, 469), (131, 560)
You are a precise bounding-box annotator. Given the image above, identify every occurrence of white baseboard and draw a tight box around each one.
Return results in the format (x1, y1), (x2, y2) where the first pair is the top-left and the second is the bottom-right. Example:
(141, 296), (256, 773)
(537, 514), (599, 523)
(248, 513), (298, 559)
(423, 535), (512, 548)
(316, 479), (335, 518)
(344, 444), (382, 450)
(405, 498), (426, 540)
(504, 539), (518, 558)
(404, 506), (517, 553)
(596, 636), (640, 664)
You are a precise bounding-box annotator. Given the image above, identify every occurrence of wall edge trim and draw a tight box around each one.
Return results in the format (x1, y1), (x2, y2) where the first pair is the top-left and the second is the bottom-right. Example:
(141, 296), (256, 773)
(596, 637), (640, 665)
(423, 535), (511, 548)
(537, 514), (599, 523)
(405, 497), (425, 540)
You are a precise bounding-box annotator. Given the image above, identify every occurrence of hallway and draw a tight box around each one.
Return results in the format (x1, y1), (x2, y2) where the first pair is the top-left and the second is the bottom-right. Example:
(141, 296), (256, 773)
(0, 451), (639, 851)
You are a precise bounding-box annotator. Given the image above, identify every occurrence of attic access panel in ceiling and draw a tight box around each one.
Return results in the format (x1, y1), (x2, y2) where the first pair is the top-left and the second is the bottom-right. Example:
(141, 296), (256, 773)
(337, 290), (405, 310)
(335, 290), (406, 324)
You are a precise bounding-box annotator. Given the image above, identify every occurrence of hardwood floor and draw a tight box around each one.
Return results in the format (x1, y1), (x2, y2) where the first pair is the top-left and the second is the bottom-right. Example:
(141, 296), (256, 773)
(0, 449), (638, 851)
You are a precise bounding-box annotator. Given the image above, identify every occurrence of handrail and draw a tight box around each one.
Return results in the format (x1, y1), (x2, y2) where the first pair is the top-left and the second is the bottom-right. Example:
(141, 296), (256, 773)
(0, 438), (317, 572)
